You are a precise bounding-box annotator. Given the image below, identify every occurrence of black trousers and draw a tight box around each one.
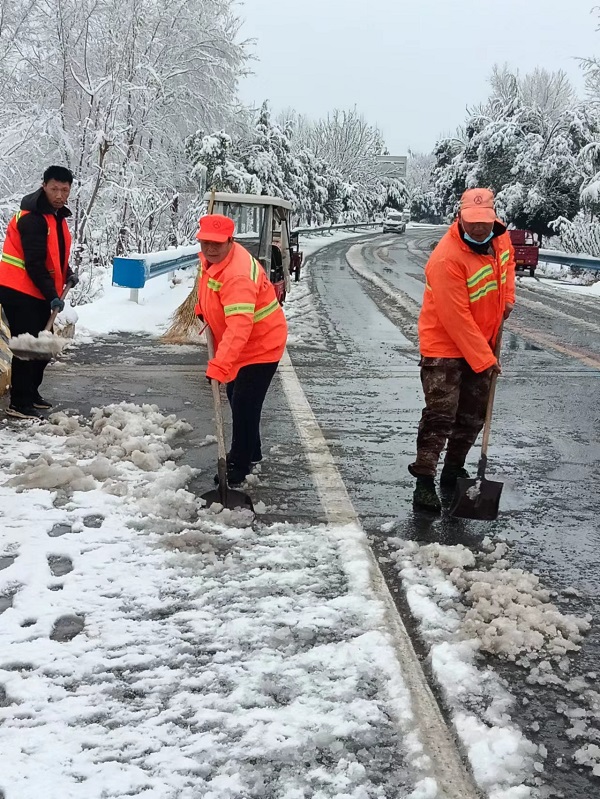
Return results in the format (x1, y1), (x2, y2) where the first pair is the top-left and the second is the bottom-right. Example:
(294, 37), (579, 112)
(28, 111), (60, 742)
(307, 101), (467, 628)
(226, 361), (279, 472)
(0, 286), (52, 407)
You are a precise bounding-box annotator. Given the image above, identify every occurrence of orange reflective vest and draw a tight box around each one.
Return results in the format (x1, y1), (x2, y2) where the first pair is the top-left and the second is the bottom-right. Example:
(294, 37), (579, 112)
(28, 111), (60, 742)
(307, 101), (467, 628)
(418, 220), (516, 373)
(0, 210), (71, 300)
(195, 242), (288, 382)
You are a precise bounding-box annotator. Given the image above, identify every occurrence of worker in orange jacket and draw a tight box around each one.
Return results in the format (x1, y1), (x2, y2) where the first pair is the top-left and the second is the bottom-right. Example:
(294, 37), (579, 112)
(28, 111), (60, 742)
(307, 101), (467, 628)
(409, 188), (516, 511)
(0, 165), (78, 419)
(195, 214), (288, 485)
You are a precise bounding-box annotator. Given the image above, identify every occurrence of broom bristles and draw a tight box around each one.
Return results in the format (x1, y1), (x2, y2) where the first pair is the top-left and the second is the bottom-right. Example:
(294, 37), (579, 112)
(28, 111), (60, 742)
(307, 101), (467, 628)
(161, 270), (201, 343)
(163, 189), (215, 344)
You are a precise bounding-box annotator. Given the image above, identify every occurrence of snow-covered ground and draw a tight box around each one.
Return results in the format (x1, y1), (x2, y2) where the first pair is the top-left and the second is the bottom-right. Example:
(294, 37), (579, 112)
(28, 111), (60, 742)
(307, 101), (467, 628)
(74, 271), (197, 338)
(285, 230), (368, 348)
(0, 403), (436, 798)
(3, 230), (597, 797)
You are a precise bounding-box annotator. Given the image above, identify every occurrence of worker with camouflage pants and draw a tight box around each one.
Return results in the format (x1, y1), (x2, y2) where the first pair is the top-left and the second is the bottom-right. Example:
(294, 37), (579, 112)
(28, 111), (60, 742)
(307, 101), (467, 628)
(409, 188), (516, 511)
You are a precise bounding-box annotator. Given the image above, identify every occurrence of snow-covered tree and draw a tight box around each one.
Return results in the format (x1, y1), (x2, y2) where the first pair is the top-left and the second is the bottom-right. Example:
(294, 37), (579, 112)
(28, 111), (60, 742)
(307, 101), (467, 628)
(0, 0), (247, 302)
(406, 151), (441, 222)
(431, 65), (596, 236)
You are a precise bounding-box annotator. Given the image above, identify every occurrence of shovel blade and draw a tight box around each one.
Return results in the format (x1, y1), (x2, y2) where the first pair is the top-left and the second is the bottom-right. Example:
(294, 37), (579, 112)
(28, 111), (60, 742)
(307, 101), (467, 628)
(449, 477), (503, 521)
(9, 348), (53, 361)
(200, 487), (254, 513)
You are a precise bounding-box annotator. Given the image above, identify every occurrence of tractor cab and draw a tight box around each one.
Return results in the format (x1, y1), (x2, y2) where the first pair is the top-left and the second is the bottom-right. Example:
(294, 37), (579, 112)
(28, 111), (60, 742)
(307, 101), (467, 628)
(204, 192), (297, 304)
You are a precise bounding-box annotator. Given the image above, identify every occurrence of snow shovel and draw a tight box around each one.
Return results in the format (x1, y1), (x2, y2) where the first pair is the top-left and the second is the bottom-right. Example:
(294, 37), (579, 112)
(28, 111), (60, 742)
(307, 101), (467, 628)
(200, 327), (254, 514)
(450, 324), (504, 521)
(9, 279), (75, 361)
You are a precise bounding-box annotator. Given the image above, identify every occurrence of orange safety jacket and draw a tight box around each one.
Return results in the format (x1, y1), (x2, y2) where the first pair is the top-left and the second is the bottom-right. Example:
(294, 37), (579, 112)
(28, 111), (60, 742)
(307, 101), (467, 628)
(0, 210), (71, 300)
(195, 242), (288, 383)
(418, 220), (516, 373)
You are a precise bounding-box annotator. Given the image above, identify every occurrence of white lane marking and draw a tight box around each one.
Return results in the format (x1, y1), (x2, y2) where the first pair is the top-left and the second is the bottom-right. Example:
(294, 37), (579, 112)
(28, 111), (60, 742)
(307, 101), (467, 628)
(278, 349), (480, 799)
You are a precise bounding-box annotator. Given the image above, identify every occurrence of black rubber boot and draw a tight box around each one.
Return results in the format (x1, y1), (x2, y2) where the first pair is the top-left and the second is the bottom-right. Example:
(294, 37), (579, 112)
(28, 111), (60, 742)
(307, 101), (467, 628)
(6, 405), (43, 420)
(413, 476), (442, 512)
(33, 394), (52, 410)
(440, 464), (470, 489)
(214, 463), (249, 487)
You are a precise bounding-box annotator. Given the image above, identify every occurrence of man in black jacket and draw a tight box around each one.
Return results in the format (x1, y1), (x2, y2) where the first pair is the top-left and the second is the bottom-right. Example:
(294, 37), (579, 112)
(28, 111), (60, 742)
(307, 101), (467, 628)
(0, 166), (77, 419)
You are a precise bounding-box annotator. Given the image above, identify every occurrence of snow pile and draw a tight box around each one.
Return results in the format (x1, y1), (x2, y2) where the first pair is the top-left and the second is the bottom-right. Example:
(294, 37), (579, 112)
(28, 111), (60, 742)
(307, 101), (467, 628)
(0, 403), (435, 797)
(9, 403), (191, 481)
(8, 330), (67, 358)
(574, 744), (600, 776)
(382, 539), (588, 799)
(393, 538), (590, 662)
(5, 403), (212, 528)
(386, 536), (592, 796)
(54, 305), (79, 336)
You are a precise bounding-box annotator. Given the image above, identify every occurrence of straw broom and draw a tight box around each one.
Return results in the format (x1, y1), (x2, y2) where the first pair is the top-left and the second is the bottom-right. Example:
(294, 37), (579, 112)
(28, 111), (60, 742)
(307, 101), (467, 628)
(161, 190), (215, 343)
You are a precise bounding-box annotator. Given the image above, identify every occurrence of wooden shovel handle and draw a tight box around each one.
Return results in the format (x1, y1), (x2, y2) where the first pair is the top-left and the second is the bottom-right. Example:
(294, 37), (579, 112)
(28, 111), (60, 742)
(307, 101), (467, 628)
(44, 279), (76, 332)
(480, 323), (504, 459)
(205, 326), (229, 503)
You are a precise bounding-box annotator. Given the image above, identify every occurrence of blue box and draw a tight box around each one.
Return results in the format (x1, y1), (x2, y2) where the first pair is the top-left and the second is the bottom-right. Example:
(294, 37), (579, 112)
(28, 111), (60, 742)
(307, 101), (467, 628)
(112, 257), (147, 289)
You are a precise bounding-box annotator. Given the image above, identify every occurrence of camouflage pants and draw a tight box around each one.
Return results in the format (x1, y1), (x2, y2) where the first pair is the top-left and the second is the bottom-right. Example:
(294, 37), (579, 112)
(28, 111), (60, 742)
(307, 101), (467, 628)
(410, 357), (492, 478)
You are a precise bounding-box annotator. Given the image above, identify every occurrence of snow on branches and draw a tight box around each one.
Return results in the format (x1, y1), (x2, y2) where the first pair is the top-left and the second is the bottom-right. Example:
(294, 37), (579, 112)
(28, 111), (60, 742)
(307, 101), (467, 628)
(0, 0), (247, 302)
(431, 65), (600, 241)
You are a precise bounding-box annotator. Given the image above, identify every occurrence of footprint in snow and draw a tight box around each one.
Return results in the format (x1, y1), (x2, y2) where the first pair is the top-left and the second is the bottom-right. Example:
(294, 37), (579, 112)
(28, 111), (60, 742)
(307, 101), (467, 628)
(83, 514), (104, 528)
(0, 554), (16, 570)
(48, 523), (72, 538)
(0, 593), (15, 615)
(50, 614), (85, 642)
(48, 555), (73, 577)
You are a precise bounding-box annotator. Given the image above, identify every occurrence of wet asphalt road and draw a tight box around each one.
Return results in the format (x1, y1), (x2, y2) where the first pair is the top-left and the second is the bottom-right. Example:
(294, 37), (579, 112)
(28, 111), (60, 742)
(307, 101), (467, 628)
(290, 229), (600, 798)
(6, 227), (598, 797)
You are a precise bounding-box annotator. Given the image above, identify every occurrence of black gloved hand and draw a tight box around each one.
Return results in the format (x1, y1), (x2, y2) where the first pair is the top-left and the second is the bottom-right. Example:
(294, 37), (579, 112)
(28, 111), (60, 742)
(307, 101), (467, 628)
(51, 297), (65, 313)
(68, 273), (80, 287)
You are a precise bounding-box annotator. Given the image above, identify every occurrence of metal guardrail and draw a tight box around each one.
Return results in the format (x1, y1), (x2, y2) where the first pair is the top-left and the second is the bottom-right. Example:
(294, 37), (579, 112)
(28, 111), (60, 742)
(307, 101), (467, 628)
(292, 221), (381, 236)
(539, 250), (600, 273)
(112, 245), (201, 302)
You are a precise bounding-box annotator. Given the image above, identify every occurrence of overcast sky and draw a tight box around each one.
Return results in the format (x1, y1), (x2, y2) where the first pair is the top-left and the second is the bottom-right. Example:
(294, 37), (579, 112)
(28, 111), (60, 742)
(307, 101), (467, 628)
(238, 0), (600, 154)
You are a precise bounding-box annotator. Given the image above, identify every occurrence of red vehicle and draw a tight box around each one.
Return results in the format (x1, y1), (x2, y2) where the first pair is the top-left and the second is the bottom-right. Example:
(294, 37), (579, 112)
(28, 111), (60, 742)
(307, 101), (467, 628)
(509, 229), (539, 277)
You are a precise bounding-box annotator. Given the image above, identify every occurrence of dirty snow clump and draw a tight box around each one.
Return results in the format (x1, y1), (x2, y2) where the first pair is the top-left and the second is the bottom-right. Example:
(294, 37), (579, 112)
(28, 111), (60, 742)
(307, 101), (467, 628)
(6, 403), (194, 496)
(9, 330), (67, 357)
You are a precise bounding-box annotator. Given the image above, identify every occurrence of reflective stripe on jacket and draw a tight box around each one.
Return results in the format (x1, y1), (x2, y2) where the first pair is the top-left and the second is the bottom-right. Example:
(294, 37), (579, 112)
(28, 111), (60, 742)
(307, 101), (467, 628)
(196, 242), (288, 382)
(418, 220), (516, 373)
(0, 210), (71, 300)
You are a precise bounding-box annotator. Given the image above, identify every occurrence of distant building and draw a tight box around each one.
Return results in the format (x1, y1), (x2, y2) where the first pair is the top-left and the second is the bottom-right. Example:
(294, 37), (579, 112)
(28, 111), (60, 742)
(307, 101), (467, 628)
(376, 155), (407, 180)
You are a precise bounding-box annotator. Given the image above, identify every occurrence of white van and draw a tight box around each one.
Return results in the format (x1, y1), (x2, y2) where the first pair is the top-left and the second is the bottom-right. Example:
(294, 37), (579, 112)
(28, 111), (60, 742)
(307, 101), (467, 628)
(382, 209), (406, 234)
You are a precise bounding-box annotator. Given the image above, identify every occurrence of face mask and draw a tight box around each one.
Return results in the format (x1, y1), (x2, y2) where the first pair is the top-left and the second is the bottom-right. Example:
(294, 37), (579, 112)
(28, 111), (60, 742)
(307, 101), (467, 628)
(464, 230), (494, 245)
